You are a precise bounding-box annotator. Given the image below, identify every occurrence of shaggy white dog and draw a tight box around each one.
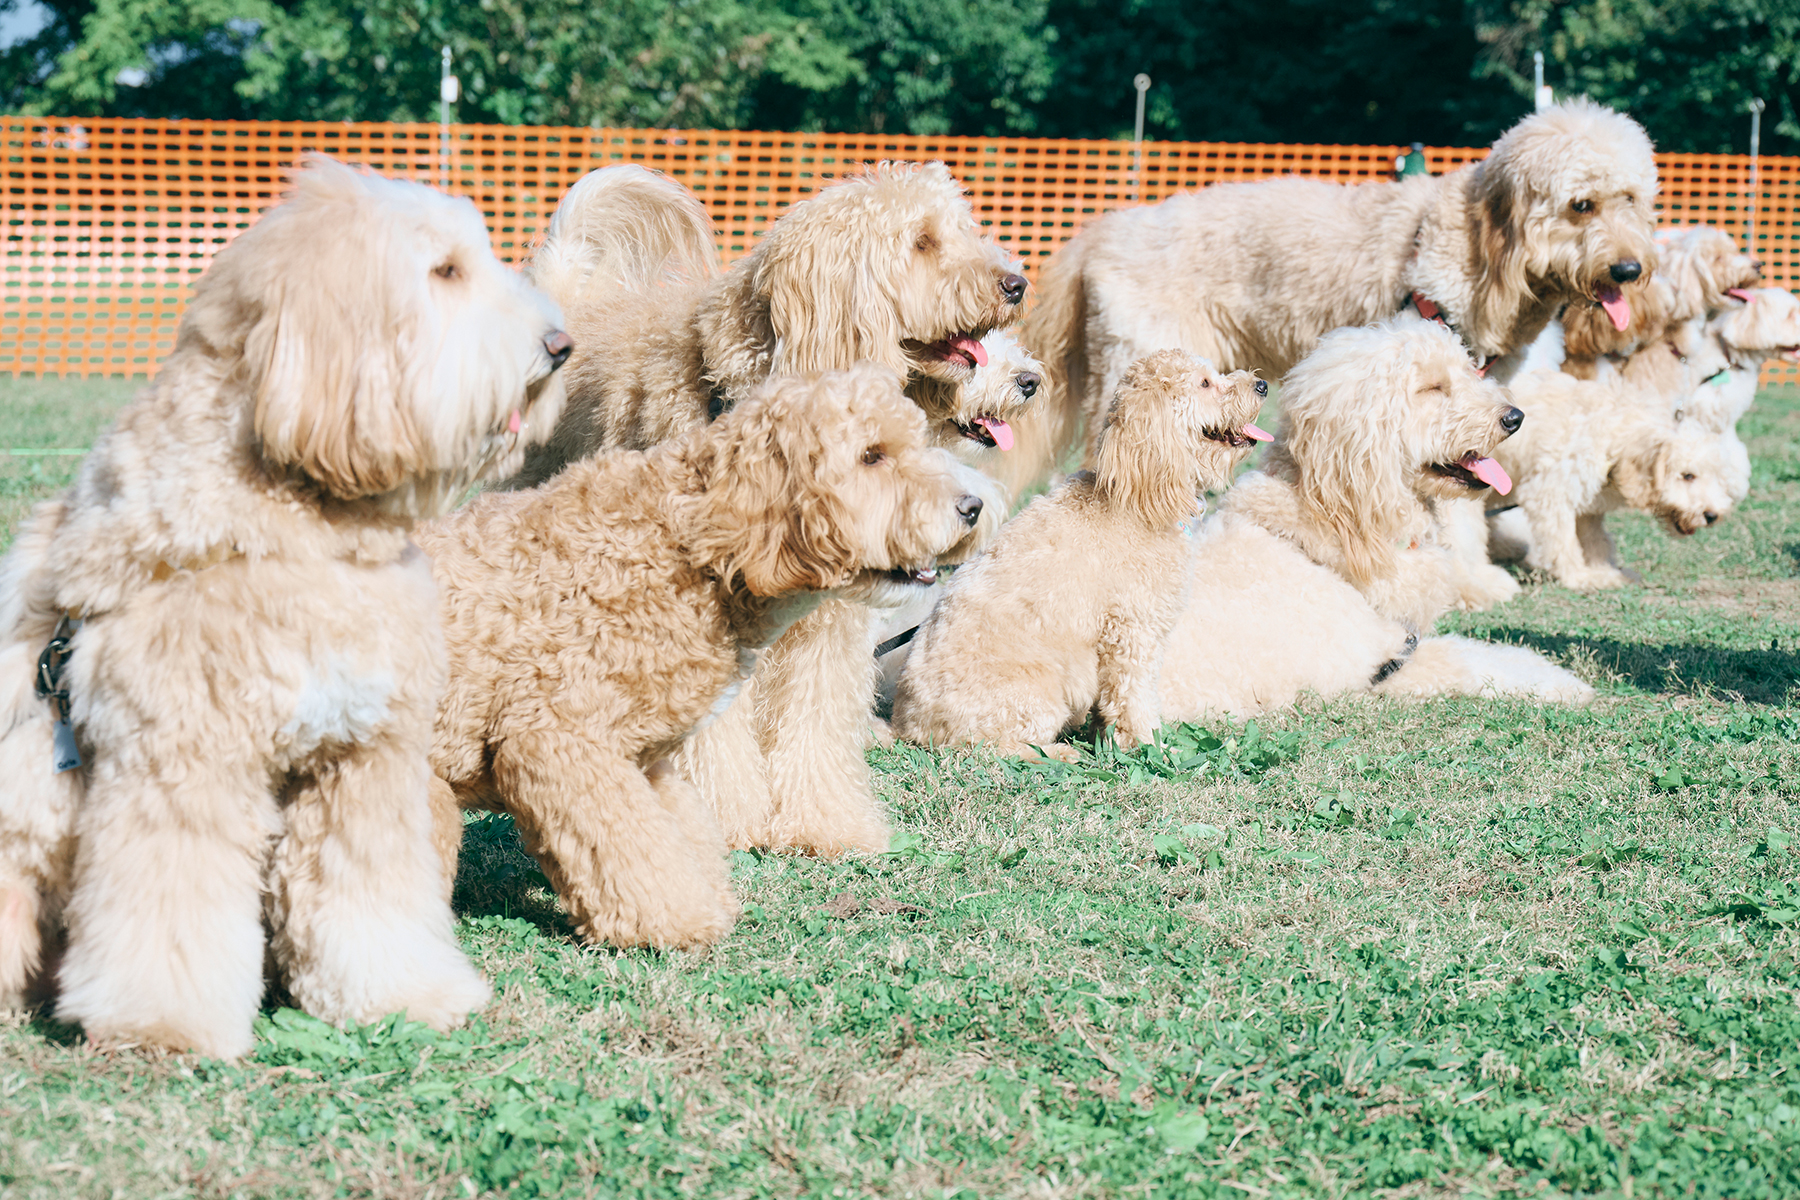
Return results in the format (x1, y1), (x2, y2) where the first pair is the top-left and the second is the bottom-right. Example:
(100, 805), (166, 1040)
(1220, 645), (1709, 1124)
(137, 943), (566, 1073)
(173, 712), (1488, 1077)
(1021, 98), (1659, 476)
(0, 158), (570, 1057)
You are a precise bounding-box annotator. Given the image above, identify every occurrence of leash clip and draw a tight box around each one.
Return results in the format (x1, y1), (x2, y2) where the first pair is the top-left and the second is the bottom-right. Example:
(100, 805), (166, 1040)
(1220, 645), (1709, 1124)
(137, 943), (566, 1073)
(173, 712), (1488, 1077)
(35, 614), (82, 771)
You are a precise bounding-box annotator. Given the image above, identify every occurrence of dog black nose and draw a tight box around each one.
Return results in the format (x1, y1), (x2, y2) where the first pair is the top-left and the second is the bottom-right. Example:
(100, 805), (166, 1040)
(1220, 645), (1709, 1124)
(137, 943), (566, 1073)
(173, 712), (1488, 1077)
(955, 494), (984, 526)
(999, 273), (1028, 305)
(543, 330), (574, 368)
(1750, 258), (1765, 276)
(1704, 510), (1719, 525)
(1609, 261), (1642, 284)
(1500, 406), (1524, 435)
(1016, 371), (1040, 398)
(1254, 380), (1269, 397)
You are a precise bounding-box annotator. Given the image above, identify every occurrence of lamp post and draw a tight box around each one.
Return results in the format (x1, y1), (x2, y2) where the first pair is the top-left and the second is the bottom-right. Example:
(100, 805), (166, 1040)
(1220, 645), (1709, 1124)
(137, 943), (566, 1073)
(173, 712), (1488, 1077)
(1132, 74), (1151, 204)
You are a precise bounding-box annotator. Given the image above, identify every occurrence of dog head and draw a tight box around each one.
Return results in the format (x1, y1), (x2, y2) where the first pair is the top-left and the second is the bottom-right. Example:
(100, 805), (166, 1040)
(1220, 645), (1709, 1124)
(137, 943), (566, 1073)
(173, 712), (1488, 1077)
(1277, 317), (1521, 584)
(1613, 420), (1736, 537)
(677, 364), (994, 598)
(1096, 350), (1269, 528)
(1475, 99), (1659, 339)
(1656, 226), (1763, 320)
(187, 155), (570, 517)
(918, 330), (1044, 465)
(1710, 287), (1800, 370)
(707, 162), (1026, 391)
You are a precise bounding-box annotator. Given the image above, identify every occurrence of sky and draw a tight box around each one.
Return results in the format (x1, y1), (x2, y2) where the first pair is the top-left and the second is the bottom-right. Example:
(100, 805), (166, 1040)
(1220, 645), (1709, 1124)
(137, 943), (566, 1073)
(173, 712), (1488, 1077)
(0, 1), (50, 49)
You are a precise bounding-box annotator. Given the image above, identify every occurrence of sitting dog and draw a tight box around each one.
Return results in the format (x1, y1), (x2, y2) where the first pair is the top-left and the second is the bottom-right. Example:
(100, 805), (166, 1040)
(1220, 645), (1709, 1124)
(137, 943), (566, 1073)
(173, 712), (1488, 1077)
(0, 157), (570, 1057)
(420, 366), (988, 949)
(891, 350), (1267, 760)
(1156, 317), (1586, 719)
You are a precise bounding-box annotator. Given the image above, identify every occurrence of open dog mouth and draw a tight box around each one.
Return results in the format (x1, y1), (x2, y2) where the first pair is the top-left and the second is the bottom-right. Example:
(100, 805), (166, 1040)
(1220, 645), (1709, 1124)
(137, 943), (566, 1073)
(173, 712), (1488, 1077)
(912, 333), (989, 370)
(1430, 452), (1512, 494)
(1727, 288), (1757, 304)
(1204, 422), (1273, 448)
(886, 565), (939, 585)
(1592, 285), (1632, 332)
(953, 415), (1014, 451)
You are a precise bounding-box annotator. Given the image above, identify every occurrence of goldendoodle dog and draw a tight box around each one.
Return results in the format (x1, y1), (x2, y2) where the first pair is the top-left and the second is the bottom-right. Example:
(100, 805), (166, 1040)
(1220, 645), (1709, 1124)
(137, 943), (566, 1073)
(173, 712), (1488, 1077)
(891, 350), (1267, 761)
(1218, 317), (1524, 632)
(507, 161), (1026, 859)
(1157, 317), (1588, 717)
(0, 157), (571, 1057)
(420, 366), (987, 949)
(1022, 98), (1658, 475)
(1695, 285), (1799, 434)
(1486, 368), (1739, 590)
(1560, 226), (1761, 375)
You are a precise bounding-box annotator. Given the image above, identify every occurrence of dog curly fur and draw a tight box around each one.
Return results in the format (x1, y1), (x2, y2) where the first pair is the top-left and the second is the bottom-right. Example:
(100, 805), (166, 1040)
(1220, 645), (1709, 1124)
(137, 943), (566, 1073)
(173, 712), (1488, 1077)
(1019, 99), (1659, 479)
(891, 351), (1264, 760)
(1156, 319), (1586, 719)
(1695, 286), (1800, 433)
(0, 157), (570, 1057)
(509, 161), (1023, 858)
(420, 366), (984, 949)
(1218, 318), (1524, 631)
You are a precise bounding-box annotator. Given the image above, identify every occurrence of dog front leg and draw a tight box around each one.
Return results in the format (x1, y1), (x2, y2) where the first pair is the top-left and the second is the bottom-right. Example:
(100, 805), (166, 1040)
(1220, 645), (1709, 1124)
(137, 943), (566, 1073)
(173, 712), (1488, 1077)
(754, 600), (890, 856)
(1094, 613), (1170, 747)
(670, 679), (773, 849)
(1525, 499), (1627, 590)
(494, 733), (736, 949)
(269, 736), (490, 1034)
(56, 752), (277, 1059)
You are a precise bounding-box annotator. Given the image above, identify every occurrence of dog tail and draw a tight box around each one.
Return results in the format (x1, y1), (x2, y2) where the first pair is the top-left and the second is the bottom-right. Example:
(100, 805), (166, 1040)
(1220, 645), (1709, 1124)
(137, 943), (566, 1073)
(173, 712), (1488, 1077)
(528, 164), (720, 315)
(1014, 238), (1091, 483)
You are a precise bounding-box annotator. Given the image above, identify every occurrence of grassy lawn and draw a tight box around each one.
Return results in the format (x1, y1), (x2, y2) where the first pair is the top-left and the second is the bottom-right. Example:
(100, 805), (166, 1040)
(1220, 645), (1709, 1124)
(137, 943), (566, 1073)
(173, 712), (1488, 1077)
(2, 377), (1798, 1199)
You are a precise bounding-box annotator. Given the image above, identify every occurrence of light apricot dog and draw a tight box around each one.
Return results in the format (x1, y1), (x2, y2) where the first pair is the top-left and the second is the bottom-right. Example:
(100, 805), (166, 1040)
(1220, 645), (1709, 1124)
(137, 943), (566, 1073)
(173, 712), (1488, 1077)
(1023, 99), (1658, 475)
(891, 351), (1267, 760)
(0, 158), (571, 1057)
(509, 161), (1026, 858)
(420, 366), (986, 949)
(1560, 226), (1761, 374)
(1157, 320), (1587, 720)
(1695, 285), (1799, 433)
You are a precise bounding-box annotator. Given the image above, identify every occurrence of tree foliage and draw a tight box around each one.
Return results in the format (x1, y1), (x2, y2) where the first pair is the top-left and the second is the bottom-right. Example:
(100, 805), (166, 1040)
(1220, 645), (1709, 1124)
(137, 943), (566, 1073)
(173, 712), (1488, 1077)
(0, 0), (1789, 154)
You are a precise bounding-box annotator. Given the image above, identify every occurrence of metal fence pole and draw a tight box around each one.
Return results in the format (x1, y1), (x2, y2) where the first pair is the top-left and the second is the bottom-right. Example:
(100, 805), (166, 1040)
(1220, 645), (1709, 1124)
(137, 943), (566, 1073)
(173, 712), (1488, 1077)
(1747, 98), (1764, 259)
(439, 46), (458, 191)
(1132, 74), (1151, 204)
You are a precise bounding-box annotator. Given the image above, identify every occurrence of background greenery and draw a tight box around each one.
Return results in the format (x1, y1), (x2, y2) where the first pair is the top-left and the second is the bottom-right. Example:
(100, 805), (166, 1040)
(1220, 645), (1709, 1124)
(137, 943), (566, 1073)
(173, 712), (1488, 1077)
(1, 377), (1797, 1197)
(0, 0), (1790, 152)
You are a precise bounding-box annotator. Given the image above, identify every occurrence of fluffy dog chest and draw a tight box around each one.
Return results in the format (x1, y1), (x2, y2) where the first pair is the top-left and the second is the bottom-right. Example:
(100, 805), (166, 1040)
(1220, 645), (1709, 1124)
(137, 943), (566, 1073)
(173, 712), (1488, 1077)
(274, 656), (396, 766)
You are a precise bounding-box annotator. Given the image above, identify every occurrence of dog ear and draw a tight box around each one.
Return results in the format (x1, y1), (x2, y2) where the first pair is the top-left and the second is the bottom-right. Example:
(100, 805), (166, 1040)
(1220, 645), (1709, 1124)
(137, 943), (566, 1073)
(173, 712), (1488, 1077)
(1609, 421), (1669, 509)
(1282, 349), (1416, 585)
(755, 189), (911, 379)
(680, 390), (863, 595)
(1095, 382), (1198, 529)
(1470, 162), (1534, 338)
(237, 161), (427, 499)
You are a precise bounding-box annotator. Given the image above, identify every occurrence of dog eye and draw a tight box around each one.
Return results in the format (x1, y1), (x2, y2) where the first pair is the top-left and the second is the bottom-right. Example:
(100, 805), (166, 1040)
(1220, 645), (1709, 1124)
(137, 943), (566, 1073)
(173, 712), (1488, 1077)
(1200, 378), (1211, 388)
(861, 446), (887, 466)
(1682, 472), (1696, 481)
(1571, 199), (1593, 214)
(433, 261), (461, 280)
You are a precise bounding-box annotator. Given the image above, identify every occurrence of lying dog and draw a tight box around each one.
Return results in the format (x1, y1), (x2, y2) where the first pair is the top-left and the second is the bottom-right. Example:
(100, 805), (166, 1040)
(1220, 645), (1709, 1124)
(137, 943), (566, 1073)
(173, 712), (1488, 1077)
(0, 157), (569, 1056)
(892, 350), (1267, 760)
(421, 366), (987, 949)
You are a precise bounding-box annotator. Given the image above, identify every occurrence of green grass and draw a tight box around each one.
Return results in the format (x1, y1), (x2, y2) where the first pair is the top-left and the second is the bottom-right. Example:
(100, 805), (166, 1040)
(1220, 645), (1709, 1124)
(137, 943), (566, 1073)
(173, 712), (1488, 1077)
(3, 380), (1799, 1198)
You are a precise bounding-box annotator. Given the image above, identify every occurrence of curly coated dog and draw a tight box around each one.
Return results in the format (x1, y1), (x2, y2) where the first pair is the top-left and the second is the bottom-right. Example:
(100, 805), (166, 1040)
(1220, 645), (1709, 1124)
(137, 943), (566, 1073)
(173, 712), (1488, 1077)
(421, 366), (989, 949)
(891, 350), (1267, 761)
(0, 157), (570, 1057)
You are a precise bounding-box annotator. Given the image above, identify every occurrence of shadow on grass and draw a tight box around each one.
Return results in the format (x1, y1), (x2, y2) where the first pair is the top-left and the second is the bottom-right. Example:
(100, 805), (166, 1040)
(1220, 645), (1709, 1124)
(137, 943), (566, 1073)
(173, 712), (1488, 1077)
(1478, 627), (1799, 703)
(451, 811), (576, 938)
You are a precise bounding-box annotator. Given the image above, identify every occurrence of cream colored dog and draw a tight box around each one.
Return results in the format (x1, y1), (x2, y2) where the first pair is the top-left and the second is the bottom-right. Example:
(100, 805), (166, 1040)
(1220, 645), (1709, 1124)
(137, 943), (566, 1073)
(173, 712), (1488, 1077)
(892, 351), (1268, 760)
(1695, 285), (1799, 433)
(1157, 320), (1587, 719)
(1560, 226), (1761, 374)
(421, 366), (984, 950)
(1022, 99), (1658, 476)
(508, 161), (1025, 859)
(0, 158), (571, 1057)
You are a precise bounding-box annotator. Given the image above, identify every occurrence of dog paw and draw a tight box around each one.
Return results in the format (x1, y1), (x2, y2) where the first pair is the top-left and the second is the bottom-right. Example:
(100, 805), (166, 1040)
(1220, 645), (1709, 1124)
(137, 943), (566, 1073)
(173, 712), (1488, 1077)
(1012, 742), (1080, 764)
(1559, 566), (1630, 591)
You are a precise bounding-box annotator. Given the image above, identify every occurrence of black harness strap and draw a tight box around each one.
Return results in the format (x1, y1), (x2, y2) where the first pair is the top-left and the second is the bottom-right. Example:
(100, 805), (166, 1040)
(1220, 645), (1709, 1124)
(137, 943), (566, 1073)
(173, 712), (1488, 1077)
(875, 625), (920, 658)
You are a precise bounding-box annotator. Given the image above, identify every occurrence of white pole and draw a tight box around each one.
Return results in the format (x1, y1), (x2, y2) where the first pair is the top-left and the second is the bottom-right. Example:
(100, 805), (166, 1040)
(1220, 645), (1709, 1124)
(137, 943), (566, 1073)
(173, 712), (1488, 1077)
(1132, 74), (1151, 204)
(439, 46), (457, 191)
(1533, 51), (1552, 111)
(1746, 98), (1764, 259)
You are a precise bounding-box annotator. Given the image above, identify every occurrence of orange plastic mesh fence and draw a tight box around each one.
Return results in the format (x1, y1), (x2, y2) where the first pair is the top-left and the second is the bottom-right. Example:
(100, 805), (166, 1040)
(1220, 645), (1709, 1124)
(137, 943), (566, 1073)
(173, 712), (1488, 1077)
(3, 117), (1792, 382)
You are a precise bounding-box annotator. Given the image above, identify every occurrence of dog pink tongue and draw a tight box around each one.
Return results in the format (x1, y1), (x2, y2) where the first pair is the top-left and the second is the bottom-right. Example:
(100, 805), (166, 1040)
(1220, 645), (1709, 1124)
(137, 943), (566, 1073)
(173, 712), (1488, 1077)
(1464, 453), (1512, 495)
(507, 409), (522, 434)
(1244, 422), (1273, 442)
(1597, 286), (1631, 331)
(1727, 288), (1756, 303)
(948, 335), (987, 367)
(974, 416), (1014, 451)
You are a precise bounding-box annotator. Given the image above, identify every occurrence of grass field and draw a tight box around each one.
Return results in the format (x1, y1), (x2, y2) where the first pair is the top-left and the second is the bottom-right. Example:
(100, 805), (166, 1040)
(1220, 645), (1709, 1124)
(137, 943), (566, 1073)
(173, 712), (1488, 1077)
(1, 376), (1798, 1199)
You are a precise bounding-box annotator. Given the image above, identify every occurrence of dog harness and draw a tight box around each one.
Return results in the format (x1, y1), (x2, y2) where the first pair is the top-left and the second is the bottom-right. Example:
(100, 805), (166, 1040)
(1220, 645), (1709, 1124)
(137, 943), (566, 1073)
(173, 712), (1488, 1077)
(1408, 292), (1493, 376)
